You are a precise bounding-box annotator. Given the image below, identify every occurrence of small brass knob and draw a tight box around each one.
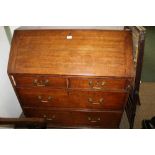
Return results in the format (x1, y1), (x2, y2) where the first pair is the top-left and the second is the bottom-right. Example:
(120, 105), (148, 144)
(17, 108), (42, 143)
(88, 98), (93, 103)
(88, 117), (91, 121)
(89, 80), (93, 87)
(38, 95), (42, 100)
(101, 81), (105, 86)
(48, 96), (52, 100)
(45, 79), (49, 84)
(98, 117), (101, 121)
(99, 98), (104, 103)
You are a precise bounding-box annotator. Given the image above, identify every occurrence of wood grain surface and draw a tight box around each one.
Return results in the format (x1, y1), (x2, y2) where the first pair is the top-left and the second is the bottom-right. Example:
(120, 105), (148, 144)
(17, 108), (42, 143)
(23, 108), (122, 128)
(8, 28), (134, 128)
(8, 29), (134, 77)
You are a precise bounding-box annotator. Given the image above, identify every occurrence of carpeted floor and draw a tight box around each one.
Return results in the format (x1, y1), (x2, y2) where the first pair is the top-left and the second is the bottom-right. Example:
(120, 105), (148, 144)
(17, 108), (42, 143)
(134, 82), (155, 128)
(120, 82), (155, 129)
(141, 27), (155, 82)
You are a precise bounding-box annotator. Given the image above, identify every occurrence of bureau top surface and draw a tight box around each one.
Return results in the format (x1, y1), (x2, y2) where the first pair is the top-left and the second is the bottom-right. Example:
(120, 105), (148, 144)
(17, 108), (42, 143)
(8, 28), (134, 77)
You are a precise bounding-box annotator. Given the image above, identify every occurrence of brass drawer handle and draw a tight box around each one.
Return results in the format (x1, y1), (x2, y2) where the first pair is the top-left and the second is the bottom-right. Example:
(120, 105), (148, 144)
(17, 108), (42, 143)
(88, 80), (105, 89)
(38, 96), (52, 103)
(88, 117), (101, 123)
(88, 98), (104, 105)
(43, 114), (55, 121)
(34, 79), (49, 87)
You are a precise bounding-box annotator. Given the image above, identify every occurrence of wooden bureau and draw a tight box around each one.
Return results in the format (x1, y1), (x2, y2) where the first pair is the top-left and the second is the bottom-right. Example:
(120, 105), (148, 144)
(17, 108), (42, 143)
(8, 27), (134, 128)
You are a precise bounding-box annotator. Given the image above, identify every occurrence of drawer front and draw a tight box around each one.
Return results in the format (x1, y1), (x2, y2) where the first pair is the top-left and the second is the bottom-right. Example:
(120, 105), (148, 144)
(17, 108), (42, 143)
(68, 90), (127, 110)
(69, 78), (128, 90)
(17, 88), (127, 110)
(12, 75), (67, 88)
(24, 108), (122, 128)
(17, 88), (68, 107)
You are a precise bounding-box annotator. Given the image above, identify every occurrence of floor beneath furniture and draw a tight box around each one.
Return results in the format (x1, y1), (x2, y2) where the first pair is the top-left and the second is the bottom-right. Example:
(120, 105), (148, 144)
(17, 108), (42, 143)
(120, 82), (155, 129)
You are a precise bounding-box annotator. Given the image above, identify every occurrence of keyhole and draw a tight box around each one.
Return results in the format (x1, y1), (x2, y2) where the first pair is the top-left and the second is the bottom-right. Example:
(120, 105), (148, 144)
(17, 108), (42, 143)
(67, 32), (72, 40)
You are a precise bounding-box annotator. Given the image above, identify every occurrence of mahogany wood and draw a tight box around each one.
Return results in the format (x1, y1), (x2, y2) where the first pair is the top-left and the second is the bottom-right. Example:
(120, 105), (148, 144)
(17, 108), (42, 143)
(8, 29), (134, 77)
(24, 108), (122, 128)
(13, 74), (67, 88)
(16, 87), (127, 110)
(69, 77), (129, 90)
(8, 27), (134, 128)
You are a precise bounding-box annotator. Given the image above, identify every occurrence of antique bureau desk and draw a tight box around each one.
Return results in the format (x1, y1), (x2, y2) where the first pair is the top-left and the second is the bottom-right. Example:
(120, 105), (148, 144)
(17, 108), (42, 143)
(8, 27), (134, 128)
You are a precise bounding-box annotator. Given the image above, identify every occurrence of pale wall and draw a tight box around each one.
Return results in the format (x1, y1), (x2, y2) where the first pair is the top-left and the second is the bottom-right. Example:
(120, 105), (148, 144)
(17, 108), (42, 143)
(0, 27), (22, 117)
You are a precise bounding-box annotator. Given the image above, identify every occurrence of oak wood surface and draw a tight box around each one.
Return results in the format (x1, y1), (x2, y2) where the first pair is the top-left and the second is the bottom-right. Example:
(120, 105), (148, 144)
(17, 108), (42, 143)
(7, 28), (134, 128)
(23, 108), (122, 128)
(8, 29), (134, 78)
(13, 74), (132, 91)
(69, 77), (129, 90)
(16, 87), (127, 110)
(13, 74), (67, 88)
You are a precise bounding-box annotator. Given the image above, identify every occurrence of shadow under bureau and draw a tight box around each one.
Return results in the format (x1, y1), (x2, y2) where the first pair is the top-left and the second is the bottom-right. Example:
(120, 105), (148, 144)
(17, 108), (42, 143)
(8, 27), (134, 128)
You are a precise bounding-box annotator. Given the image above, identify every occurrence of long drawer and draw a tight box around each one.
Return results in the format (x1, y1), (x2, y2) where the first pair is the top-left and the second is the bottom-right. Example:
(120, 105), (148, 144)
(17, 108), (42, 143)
(23, 108), (122, 128)
(17, 88), (127, 110)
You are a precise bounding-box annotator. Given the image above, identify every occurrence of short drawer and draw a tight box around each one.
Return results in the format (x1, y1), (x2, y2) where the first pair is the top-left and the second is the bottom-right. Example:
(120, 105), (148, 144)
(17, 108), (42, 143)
(11, 75), (67, 88)
(23, 108), (122, 128)
(68, 90), (127, 110)
(69, 77), (129, 90)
